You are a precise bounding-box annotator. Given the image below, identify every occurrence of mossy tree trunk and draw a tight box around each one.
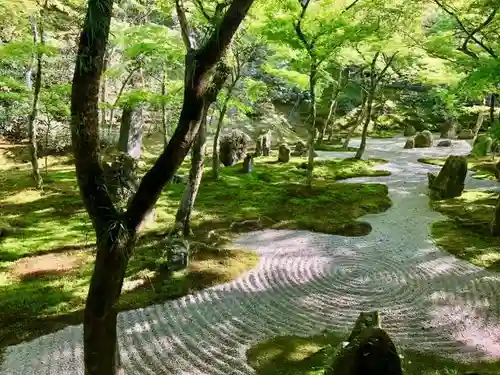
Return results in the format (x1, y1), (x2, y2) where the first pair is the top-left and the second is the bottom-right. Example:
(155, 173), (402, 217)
(27, 12), (45, 190)
(70, 0), (255, 374)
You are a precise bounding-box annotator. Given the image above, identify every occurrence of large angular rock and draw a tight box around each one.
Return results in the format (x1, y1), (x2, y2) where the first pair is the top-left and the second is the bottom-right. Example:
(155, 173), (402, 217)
(472, 134), (493, 157)
(414, 130), (433, 148)
(278, 144), (291, 163)
(324, 311), (403, 375)
(427, 155), (468, 200)
(440, 120), (456, 139)
(457, 129), (474, 140)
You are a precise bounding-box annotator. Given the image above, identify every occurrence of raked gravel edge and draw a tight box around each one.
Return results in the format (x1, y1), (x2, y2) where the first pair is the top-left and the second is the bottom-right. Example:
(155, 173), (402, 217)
(2, 135), (500, 375)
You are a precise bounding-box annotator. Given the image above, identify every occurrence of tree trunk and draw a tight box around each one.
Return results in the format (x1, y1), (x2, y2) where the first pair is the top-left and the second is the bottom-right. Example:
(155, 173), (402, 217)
(490, 93), (496, 126)
(343, 97), (367, 149)
(323, 68), (347, 142)
(27, 14), (43, 189)
(107, 66), (139, 136)
(174, 104), (209, 235)
(100, 51), (109, 132)
(71, 1), (254, 373)
(492, 196), (500, 236)
(355, 89), (375, 160)
(471, 112), (485, 145)
(118, 105), (143, 159)
(161, 72), (168, 148)
(306, 63), (318, 187)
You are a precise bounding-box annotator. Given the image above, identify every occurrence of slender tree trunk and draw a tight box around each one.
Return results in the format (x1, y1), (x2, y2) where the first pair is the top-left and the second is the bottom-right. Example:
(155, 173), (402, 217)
(306, 63), (317, 187)
(343, 96), (367, 149)
(174, 104), (210, 235)
(71, 1), (254, 373)
(107, 66), (139, 135)
(490, 93), (496, 126)
(355, 89), (375, 160)
(161, 71), (168, 148)
(471, 112), (485, 145)
(118, 104), (143, 159)
(27, 14), (43, 189)
(322, 69), (347, 142)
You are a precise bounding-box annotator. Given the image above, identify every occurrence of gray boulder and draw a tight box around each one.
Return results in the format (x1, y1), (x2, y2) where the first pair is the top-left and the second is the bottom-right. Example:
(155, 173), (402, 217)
(403, 139), (414, 149)
(428, 155), (468, 200)
(414, 130), (433, 148)
(437, 140), (452, 147)
(278, 144), (291, 163)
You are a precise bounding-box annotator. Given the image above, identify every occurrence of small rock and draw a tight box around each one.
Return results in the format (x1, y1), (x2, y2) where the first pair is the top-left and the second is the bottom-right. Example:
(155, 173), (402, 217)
(278, 144), (291, 163)
(437, 140), (452, 147)
(457, 129), (474, 140)
(403, 139), (414, 149)
(242, 154), (253, 173)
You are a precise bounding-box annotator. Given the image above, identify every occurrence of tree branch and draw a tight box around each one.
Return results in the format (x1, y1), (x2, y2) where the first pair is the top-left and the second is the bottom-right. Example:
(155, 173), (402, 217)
(294, 0), (314, 56)
(126, 0), (255, 231)
(342, 0), (360, 13)
(175, 0), (193, 50)
(193, 0), (211, 21)
(433, 0), (498, 60)
(375, 52), (397, 84)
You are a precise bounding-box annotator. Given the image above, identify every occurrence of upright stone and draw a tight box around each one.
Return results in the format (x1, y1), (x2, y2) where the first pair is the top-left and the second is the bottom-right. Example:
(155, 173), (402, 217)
(457, 129), (474, 140)
(324, 311), (403, 375)
(262, 131), (271, 156)
(242, 154), (253, 173)
(414, 130), (433, 148)
(403, 138), (414, 149)
(440, 120), (456, 138)
(427, 155), (468, 200)
(278, 144), (290, 163)
(291, 140), (307, 157)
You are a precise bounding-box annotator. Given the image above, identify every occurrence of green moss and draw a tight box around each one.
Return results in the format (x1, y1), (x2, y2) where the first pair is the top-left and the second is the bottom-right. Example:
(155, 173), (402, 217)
(430, 191), (500, 272)
(0, 150), (391, 347)
(419, 156), (500, 181)
(247, 332), (500, 375)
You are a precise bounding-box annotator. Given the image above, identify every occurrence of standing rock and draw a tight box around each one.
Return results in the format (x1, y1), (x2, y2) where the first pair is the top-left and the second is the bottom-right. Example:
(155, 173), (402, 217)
(242, 154), (253, 173)
(437, 140), (452, 147)
(414, 130), (433, 148)
(291, 140), (307, 157)
(254, 136), (263, 157)
(457, 129), (474, 140)
(472, 134), (493, 157)
(262, 131), (271, 156)
(403, 139), (414, 149)
(495, 160), (500, 181)
(427, 155), (468, 200)
(440, 120), (456, 138)
(403, 125), (416, 137)
(278, 144), (291, 163)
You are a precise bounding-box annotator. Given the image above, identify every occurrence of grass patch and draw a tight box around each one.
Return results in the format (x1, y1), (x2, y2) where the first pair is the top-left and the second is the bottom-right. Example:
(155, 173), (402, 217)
(0, 145), (391, 347)
(430, 190), (500, 272)
(419, 156), (500, 181)
(247, 332), (500, 375)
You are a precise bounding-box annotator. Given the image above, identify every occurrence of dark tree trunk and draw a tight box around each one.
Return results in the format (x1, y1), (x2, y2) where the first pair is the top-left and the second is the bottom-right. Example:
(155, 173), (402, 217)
(174, 104), (209, 235)
(490, 93), (496, 126)
(355, 89), (375, 160)
(343, 97), (367, 149)
(161, 72), (168, 148)
(71, 1), (254, 374)
(28, 14), (43, 189)
(306, 62), (317, 187)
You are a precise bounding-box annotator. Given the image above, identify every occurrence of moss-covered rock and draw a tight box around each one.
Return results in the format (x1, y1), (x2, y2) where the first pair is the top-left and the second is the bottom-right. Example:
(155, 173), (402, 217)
(472, 134), (493, 157)
(428, 155), (468, 200)
(414, 130), (433, 148)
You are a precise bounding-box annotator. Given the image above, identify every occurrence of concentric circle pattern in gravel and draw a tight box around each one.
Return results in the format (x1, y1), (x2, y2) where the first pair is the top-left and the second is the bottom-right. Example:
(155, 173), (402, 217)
(3, 135), (500, 374)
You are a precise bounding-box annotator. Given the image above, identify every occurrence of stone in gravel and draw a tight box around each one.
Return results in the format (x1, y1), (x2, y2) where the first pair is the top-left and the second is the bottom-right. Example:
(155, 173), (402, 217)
(495, 161), (500, 181)
(440, 120), (456, 139)
(291, 140), (307, 157)
(414, 130), (433, 148)
(278, 144), (291, 163)
(437, 140), (452, 147)
(427, 155), (468, 200)
(403, 138), (414, 149)
(457, 129), (474, 140)
(403, 125), (416, 137)
(472, 134), (493, 157)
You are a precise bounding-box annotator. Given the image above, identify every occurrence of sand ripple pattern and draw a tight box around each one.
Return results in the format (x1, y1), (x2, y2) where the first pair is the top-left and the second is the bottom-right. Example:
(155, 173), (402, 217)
(3, 136), (500, 374)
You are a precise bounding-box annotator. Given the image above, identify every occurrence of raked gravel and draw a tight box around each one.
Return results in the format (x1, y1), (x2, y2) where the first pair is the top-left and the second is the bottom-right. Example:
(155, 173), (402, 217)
(2, 136), (500, 375)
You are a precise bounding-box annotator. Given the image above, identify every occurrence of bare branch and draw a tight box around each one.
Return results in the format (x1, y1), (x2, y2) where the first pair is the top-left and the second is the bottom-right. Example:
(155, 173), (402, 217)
(375, 52), (397, 84)
(342, 0), (360, 14)
(193, 0), (211, 21)
(433, 0), (498, 60)
(294, 0), (314, 56)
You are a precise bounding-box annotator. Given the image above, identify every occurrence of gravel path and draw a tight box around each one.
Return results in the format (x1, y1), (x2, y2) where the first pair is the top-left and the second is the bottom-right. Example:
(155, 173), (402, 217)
(3, 136), (500, 374)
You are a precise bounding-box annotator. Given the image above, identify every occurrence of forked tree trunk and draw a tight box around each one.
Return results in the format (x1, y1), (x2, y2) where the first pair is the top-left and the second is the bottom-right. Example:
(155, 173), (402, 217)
(27, 14), (43, 189)
(70, 1), (254, 374)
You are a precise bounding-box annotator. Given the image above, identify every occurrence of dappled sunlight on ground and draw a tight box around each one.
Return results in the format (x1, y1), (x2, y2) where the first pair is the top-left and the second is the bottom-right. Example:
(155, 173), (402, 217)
(3, 136), (500, 374)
